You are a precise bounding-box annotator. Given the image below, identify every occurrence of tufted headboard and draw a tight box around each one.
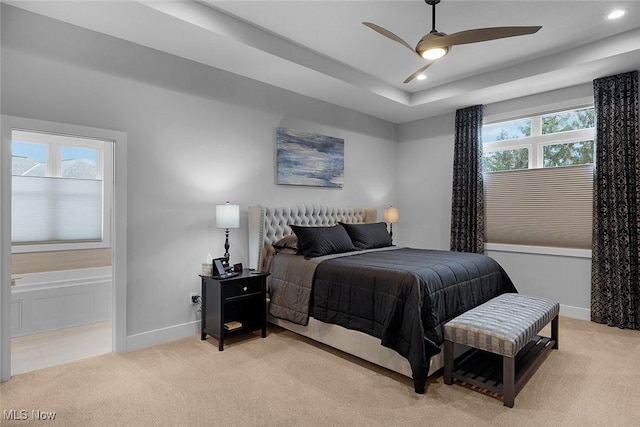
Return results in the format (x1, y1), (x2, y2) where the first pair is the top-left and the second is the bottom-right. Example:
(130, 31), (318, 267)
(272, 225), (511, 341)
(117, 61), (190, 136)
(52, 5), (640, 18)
(248, 204), (378, 270)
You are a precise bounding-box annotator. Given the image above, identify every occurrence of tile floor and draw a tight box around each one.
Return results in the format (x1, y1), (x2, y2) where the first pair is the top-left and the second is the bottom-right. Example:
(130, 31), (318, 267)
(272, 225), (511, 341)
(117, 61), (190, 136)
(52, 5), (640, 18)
(11, 321), (112, 375)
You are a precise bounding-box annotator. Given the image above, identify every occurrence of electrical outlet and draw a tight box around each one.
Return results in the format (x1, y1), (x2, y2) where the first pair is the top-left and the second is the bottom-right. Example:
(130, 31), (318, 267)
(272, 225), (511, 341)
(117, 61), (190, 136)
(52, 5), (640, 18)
(190, 292), (199, 305)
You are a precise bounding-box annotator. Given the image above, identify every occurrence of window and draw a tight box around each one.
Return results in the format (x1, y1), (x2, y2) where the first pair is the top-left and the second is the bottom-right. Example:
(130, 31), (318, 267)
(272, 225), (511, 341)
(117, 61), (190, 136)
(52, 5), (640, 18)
(483, 148), (528, 172)
(11, 130), (112, 252)
(483, 107), (594, 171)
(483, 118), (531, 142)
(482, 107), (595, 250)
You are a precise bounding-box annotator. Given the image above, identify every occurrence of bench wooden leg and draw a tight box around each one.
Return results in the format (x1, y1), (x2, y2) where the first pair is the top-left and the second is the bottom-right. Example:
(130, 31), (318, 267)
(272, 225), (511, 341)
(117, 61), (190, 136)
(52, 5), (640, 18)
(444, 340), (453, 385)
(503, 356), (515, 408)
(551, 315), (559, 349)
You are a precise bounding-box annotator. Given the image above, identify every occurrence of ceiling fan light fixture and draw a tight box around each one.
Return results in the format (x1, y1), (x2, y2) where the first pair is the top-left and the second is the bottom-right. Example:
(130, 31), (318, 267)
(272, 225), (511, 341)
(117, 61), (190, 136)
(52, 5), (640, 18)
(606, 9), (626, 20)
(421, 47), (448, 60)
(364, 0), (542, 84)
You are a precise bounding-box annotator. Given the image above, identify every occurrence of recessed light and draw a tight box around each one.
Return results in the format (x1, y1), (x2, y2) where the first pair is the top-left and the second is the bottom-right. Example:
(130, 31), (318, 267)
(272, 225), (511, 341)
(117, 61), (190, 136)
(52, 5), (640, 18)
(416, 74), (427, 81)
(607, 9), (626, 20)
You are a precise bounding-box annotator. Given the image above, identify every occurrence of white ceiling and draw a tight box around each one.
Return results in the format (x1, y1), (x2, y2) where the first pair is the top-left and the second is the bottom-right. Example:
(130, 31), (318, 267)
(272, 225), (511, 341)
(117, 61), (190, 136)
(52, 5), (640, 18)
(7, 0), (640, 123)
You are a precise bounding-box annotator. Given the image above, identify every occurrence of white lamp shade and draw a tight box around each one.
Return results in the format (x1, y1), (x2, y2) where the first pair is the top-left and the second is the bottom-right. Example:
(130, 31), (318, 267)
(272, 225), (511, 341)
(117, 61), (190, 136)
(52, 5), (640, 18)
(384, 206), (399, 224)
(216, 203), (240, 229)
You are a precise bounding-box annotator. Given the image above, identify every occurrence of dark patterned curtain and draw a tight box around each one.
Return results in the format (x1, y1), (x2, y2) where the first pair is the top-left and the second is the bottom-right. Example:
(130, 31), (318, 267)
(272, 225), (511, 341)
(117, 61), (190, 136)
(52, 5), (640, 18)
(450, 105), (484, 254)
(591, 70), (640, 329)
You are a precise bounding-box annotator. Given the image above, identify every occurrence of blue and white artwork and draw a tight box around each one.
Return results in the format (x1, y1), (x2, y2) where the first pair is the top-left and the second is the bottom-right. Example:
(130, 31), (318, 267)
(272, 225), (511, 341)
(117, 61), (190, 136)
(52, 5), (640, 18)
(276, 127), (344, 188)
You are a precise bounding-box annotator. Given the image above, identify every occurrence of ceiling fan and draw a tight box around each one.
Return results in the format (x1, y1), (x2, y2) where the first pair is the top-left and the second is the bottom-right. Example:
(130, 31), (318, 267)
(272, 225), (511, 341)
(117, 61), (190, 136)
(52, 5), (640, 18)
(363, 0), (542, 83)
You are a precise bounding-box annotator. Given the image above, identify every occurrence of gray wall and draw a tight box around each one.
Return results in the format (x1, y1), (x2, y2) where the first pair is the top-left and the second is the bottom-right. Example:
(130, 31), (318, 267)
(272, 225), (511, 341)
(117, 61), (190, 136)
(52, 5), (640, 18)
(1, 6), (398, 345)
(396, 112), (455, 251)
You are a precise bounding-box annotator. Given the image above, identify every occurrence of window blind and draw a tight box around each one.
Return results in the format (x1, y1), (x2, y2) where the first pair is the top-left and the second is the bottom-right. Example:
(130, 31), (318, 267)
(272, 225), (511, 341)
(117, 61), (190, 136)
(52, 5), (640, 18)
(484, 164), (593, 249)
(12, 176), (103, 243)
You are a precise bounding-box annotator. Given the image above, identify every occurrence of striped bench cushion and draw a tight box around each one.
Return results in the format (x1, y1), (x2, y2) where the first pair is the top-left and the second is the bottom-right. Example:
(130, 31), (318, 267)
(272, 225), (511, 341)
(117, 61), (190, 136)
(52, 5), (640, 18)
(444, 293), (559, 357)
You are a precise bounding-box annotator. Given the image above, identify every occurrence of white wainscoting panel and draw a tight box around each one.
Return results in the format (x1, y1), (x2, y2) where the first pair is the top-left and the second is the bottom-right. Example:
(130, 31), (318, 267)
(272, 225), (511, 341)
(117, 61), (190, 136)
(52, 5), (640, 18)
(11, 267), (112, 337)
(11, 301), (23, 330)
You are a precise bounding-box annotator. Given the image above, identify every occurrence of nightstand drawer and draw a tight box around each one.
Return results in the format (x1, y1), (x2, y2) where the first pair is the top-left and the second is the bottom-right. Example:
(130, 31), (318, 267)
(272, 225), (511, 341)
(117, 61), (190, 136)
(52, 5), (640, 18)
(224, 280), (262, 298)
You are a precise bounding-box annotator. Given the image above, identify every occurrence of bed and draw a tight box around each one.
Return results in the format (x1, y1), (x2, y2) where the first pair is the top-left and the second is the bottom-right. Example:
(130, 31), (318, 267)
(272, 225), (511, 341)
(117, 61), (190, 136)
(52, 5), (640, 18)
(248, 204), (516, 393)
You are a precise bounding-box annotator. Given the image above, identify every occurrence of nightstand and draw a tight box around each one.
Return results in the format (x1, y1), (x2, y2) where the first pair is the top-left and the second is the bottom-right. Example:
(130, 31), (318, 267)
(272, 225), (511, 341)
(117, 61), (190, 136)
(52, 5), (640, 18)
(200, 271), (269, 351)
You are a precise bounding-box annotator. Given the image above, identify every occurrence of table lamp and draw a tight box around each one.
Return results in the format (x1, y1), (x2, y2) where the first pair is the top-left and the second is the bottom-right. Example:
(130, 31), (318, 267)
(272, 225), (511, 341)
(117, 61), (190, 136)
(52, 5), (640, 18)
(216, 202), (240, 267)
(384, 206), (399, 243)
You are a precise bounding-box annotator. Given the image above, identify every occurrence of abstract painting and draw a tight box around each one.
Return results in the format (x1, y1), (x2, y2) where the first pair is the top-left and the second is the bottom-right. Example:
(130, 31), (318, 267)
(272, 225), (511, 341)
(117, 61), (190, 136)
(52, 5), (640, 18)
(276, 127), (344, 188)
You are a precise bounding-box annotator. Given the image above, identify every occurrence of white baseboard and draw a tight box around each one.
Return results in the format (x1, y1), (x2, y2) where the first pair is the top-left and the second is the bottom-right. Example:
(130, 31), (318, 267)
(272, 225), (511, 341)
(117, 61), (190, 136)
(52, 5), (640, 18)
(121, 305), (591, 358)
(560, 304), (590, 321)
(126, 320), (200, 352)
(124, 305), (590, 353)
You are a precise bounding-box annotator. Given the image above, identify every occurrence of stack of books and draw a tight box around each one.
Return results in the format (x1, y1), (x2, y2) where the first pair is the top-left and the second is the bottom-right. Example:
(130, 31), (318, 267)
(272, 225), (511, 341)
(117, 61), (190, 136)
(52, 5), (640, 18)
(223, 321), (242, 331)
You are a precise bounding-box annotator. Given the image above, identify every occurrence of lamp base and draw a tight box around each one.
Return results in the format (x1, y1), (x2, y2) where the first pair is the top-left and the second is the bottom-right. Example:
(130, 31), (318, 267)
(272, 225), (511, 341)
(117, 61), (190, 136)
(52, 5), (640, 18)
(223, 229), (231, 270)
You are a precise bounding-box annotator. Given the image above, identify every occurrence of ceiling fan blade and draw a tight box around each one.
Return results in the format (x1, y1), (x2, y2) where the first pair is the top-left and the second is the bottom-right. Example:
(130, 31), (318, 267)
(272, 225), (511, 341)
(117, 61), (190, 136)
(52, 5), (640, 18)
(363, 22), (417, 55)
(403, 63), (434, 84)
(419, 26), (542, 51)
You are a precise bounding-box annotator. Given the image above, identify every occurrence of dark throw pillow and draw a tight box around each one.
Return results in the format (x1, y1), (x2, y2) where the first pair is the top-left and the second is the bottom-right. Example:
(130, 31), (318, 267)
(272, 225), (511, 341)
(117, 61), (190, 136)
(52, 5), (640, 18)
(339, 222), (392, 250)
(273, 234), (299, 254)
(290, 224), (356, 258)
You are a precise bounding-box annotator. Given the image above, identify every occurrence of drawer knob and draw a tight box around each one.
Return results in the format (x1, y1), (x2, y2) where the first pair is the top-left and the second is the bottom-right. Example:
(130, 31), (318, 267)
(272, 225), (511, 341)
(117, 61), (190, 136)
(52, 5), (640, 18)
(243, 286), (248, 291)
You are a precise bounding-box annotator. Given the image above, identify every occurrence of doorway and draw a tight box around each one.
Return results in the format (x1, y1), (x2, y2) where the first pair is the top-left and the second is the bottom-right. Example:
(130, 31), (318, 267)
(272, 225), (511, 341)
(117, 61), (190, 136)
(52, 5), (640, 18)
(1, 115), (127, 381)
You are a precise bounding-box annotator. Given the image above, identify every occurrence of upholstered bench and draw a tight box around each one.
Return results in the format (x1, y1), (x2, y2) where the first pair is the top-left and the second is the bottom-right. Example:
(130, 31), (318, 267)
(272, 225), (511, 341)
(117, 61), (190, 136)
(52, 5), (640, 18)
(443, 293), (559, 407)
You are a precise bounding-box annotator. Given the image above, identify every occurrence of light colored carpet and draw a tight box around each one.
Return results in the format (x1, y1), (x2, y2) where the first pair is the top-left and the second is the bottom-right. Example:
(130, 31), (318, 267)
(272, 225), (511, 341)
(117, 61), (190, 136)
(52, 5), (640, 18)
(1, 317), (639, 426)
